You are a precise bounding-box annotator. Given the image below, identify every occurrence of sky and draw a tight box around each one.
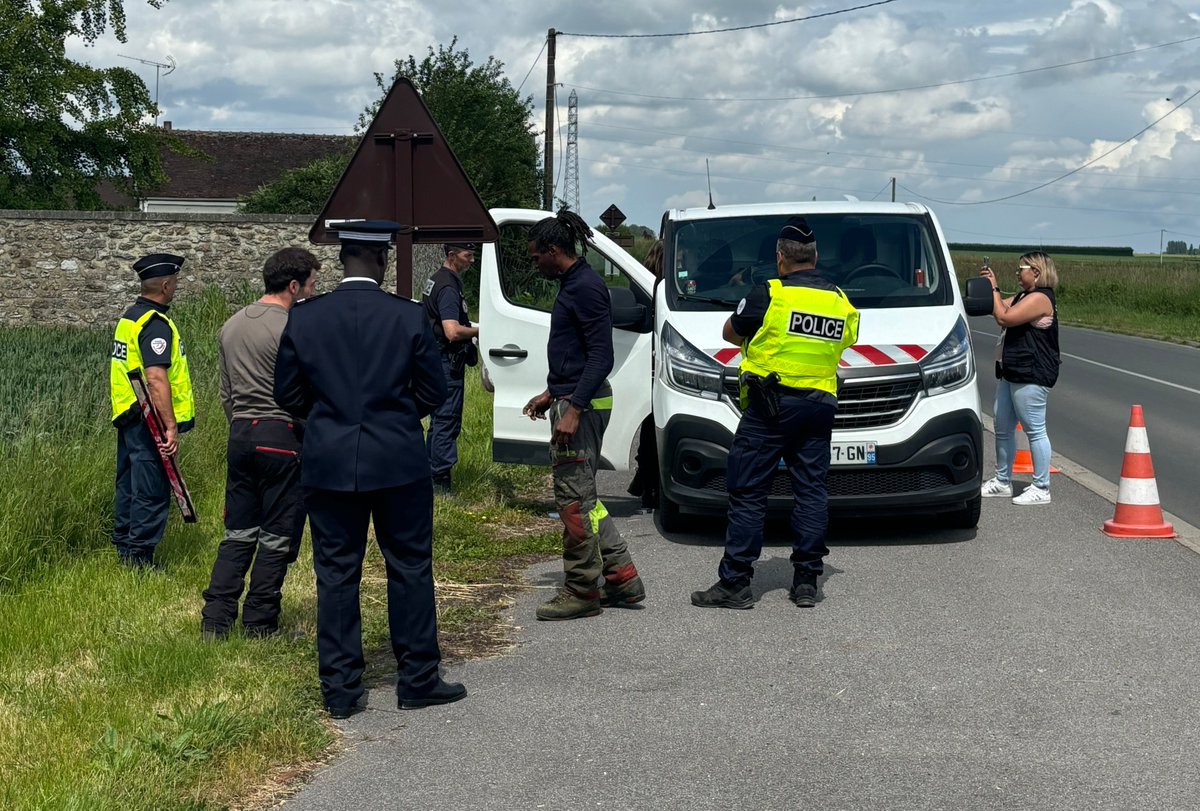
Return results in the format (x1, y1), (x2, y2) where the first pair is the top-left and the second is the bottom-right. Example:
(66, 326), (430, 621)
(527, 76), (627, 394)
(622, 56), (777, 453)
(69, 0), (1200, 253)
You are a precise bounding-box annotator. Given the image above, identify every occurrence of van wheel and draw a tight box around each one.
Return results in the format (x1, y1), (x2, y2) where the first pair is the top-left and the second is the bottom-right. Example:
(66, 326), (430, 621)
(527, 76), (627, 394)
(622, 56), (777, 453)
(657, 491), (687, 533)
(945, 494), (981, 529)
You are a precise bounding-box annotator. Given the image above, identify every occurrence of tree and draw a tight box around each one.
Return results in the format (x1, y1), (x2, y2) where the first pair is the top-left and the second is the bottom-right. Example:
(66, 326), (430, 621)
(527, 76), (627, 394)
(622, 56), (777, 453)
(365, 39), (542, 210)
(239, 152), (353, 214)
(0, 1), (175, 209)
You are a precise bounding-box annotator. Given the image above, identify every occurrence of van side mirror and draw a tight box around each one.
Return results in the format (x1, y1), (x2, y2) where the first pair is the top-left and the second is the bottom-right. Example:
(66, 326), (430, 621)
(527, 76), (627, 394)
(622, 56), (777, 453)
(963, 277), (994, 317)
(610, 286), (648, 331)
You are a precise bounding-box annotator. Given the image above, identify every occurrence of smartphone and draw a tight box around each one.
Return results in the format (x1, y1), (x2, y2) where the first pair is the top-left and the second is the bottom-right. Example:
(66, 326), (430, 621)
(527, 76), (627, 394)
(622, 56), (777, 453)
(983, 255), (990, 269)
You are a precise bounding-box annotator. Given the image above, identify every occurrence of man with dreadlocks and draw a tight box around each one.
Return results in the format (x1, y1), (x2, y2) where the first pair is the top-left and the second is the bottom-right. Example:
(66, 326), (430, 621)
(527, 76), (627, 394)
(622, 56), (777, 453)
(522, 209), (645, 620)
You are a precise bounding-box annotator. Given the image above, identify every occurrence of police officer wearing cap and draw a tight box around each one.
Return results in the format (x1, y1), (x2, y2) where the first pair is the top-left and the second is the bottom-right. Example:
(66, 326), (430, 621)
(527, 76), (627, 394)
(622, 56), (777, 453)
(273, 220), (466, 718)
(692, 217), (859, 610)
(421, 242), (479, 493)
(110, 253), (195, 568)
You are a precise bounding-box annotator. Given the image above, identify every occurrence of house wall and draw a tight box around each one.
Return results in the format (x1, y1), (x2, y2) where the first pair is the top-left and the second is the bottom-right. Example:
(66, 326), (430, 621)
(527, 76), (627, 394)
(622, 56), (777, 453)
(0, 210), (444, 327)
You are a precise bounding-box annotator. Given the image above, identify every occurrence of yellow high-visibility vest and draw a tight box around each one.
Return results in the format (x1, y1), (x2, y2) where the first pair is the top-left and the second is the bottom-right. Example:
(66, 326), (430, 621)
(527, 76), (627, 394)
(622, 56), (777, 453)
(110, 309), (195, 425)
(740, 278), (860, 397)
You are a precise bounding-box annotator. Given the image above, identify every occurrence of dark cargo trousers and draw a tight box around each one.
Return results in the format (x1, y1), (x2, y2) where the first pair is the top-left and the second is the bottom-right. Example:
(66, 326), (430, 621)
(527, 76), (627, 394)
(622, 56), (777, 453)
(719, 394), (837, 587)
(549, 390), (638, 597)
(426, 355), (465, 479)
(113, 418), (171, 565)
(201, 419), (305, 635)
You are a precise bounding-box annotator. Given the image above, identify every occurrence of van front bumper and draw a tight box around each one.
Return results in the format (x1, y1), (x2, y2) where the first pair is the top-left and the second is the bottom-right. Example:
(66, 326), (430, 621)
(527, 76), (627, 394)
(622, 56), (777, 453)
(657, 409), (982, 518)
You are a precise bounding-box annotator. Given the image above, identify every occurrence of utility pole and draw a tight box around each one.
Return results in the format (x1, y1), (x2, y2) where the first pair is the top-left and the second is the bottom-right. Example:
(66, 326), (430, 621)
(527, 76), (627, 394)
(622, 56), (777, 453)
(1161, 228), (1165, 266)
(543, 29), (556, 212)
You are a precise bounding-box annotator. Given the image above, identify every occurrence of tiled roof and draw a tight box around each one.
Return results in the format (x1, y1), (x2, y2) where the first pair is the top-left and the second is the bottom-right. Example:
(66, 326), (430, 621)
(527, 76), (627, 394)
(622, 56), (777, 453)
(151, 129), (355, 199)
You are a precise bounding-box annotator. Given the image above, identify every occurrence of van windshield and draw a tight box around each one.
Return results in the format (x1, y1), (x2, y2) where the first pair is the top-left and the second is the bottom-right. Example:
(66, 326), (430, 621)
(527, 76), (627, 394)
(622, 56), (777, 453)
(668, 213), (952, 311)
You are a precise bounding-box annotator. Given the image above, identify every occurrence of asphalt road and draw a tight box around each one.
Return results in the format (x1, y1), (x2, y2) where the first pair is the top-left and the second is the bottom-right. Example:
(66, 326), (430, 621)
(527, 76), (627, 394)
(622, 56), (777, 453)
(285, 463), (1200, 811)
(970, 322), (1200, 528)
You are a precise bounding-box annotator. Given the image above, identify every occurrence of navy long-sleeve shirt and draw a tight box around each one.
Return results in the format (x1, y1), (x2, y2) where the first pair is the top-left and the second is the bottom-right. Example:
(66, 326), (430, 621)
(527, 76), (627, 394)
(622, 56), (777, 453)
(547, 258), (614, 409)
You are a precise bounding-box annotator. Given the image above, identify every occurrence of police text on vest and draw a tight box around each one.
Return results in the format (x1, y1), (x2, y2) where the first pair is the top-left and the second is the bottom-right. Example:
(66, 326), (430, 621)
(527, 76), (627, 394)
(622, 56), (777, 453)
(788, 311), (845, 341)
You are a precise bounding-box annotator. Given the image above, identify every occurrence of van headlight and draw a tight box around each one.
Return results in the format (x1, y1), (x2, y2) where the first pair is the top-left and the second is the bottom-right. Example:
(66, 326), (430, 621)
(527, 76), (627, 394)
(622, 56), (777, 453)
(661, 321), (725, 400)
(920, 317), (973, 395)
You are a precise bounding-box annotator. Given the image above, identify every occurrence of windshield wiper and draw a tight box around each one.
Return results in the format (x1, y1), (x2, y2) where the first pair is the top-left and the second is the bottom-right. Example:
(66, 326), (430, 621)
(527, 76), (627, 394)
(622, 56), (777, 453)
(676, 292), (734, 307)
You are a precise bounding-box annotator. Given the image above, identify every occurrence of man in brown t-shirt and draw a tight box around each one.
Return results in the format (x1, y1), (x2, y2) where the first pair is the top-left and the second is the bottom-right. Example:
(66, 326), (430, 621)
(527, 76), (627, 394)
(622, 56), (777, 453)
(201, 247), (319, 638)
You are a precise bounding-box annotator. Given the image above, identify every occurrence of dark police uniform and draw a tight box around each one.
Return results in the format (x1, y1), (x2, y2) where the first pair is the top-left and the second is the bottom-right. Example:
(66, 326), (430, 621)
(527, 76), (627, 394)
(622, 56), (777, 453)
(273, 221), (452, 714)
(694, 218), (859, 609)
(421, 244), (478, 488)
(109, 253), (194, 567)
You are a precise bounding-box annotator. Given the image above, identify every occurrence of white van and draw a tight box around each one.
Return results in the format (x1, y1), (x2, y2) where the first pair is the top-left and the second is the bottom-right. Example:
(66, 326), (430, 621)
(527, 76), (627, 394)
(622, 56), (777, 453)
(477, 202), (994, 531)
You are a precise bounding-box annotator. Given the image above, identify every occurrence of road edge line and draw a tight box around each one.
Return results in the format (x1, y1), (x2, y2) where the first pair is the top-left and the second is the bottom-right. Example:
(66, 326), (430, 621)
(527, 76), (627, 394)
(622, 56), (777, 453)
(981, 413), (1200, 556)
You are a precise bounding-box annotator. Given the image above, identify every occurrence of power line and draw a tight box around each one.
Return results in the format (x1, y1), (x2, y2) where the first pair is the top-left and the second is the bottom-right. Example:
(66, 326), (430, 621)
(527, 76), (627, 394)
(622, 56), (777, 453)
(581, 130), (1200, 198)
(515, 37), (548, 95)
(562, 33), (1200, 103)
(558, 0), (898, 39)
(582, 120), (1200, 184)
(899, 88), (1200, 206)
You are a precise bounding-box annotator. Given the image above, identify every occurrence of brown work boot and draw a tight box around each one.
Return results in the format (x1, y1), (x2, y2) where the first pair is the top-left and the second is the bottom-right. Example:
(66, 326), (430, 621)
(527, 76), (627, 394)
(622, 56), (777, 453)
(536, 588), (602, 621)
(601, 574), (646, 607)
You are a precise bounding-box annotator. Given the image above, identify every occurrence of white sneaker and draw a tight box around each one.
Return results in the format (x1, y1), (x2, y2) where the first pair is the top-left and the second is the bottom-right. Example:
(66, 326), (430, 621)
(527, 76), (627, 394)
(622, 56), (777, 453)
(981, 477), (1013, 498)
(1013, 486), (1051, 506)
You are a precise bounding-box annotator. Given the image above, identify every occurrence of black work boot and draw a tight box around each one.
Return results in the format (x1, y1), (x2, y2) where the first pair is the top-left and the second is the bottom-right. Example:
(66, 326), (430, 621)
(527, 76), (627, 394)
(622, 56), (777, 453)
(432, 472), (452, 495)
(690, 580), (754, 609)
(789, 572), (819, 608)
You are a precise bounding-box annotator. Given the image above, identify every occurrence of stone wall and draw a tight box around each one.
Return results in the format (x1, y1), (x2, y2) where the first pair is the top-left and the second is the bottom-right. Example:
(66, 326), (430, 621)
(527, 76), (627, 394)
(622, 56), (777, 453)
(0, 210), (443, 328)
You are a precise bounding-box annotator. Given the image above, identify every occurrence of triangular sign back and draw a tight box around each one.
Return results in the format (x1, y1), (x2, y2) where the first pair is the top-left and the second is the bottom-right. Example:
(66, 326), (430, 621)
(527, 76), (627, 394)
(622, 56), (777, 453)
(309, 78), (498, 245)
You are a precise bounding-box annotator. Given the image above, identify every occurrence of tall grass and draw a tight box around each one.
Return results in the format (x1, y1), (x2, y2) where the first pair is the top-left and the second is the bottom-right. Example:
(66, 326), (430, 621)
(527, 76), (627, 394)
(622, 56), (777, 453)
(953, 251), (1200, 343)
(0, 287), (559, 809)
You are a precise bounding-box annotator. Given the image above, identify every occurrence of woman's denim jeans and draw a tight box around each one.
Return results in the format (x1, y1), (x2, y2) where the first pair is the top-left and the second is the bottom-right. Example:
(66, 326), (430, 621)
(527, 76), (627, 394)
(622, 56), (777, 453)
(994, 379), (1052, 489)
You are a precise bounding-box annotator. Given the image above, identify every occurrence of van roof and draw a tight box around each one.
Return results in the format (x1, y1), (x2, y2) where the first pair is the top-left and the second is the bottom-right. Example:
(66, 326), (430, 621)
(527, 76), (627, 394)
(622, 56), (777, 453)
(664, 200), (931, 222)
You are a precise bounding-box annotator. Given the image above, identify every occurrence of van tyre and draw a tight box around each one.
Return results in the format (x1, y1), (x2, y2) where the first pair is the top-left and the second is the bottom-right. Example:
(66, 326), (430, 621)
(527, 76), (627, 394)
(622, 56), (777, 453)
(657, 491), (687, 533)
(945, 494), (981, 529)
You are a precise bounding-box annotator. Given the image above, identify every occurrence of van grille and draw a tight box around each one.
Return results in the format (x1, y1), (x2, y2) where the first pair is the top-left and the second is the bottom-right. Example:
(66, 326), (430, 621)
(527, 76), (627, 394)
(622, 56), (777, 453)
(720, 373), (923, 429)
(705, 467), (953, 497)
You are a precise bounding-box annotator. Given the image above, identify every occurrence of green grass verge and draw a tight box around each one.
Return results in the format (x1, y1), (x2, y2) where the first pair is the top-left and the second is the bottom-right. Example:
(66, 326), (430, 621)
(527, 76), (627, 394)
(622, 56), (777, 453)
(952, 251), (1200, 344)
(0, 287), (559, 809)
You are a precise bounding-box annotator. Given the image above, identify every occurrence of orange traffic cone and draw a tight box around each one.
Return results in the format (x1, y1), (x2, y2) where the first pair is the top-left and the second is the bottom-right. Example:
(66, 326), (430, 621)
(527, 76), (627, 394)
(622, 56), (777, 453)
(1102, 405), (1175, 539)
(1011, 422), (1061, 475)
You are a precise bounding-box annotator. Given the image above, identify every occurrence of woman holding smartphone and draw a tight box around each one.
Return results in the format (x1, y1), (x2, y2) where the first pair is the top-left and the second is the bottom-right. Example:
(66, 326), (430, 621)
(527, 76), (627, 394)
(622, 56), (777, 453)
(978, 252), (1061, 505)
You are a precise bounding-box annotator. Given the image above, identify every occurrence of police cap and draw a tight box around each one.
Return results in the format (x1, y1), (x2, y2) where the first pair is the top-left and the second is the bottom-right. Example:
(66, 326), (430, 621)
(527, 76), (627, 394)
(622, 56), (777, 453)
(335, 220), (403, 244)
(779, 216), (815, 245)
(443, 242), (479, 255)
(133, 253), (185, 280)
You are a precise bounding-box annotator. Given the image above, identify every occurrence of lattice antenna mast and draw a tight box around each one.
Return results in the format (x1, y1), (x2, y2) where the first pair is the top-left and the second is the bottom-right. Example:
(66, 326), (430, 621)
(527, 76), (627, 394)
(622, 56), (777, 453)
(563, 90), (580, 213)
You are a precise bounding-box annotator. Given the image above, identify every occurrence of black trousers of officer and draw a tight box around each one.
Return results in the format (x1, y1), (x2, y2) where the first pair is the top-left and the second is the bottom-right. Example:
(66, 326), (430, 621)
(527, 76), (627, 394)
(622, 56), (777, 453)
(201, 419), (305, 634)
(113, 418), (170, 564)
(719, 393), (837, 587)
(426, 355), (465, 479)
(306, 478), (441, 710)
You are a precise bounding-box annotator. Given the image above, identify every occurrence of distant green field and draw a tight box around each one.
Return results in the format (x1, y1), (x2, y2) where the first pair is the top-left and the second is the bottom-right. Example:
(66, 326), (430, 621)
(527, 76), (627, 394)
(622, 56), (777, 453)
(951, 251), (1200, 344)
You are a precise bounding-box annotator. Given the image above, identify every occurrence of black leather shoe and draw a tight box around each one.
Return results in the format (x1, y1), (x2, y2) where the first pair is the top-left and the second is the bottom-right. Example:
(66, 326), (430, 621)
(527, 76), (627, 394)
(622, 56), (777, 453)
(398, 679), (467, 710)
(326, 703), (364, 720)
(788, 583), (818, 608)
(690, 580), (754, 609)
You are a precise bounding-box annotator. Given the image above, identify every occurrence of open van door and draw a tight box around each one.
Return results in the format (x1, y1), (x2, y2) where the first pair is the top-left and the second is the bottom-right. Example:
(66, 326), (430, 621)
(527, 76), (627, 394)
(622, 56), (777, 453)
(478, 208), (655, 471)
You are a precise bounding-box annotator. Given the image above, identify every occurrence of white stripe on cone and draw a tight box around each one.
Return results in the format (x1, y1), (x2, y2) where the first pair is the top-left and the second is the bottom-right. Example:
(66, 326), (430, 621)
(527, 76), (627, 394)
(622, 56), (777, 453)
(1115, 476), (1161, 506)
(1123, 426), (1151, 454)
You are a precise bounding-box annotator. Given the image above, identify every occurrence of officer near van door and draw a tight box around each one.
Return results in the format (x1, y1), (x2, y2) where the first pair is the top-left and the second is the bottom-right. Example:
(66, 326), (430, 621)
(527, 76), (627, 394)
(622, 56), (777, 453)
(422, 243), (479, 493)
(110, 253), (195, 569)
(692, 217), (858, 610)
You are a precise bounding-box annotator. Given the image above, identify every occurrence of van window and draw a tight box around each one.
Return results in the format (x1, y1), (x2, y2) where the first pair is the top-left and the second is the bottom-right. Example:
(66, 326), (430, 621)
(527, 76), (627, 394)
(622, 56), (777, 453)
(497, 222), (646, 313)
(669, 213), (951, 311)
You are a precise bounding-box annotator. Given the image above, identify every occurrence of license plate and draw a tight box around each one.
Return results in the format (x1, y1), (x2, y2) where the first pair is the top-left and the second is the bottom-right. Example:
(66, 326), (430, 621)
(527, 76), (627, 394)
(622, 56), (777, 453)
(831, 441), (876, 465)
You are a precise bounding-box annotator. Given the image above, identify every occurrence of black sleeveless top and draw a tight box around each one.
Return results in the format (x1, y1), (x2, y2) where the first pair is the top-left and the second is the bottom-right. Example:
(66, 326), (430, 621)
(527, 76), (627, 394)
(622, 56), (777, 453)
(997, 287), (1060, 387)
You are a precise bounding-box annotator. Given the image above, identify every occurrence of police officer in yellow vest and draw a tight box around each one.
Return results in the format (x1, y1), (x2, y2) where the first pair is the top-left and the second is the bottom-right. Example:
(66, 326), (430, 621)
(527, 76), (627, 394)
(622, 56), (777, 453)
(692, 217), (858, 610)
(110, 253), (195, 568)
